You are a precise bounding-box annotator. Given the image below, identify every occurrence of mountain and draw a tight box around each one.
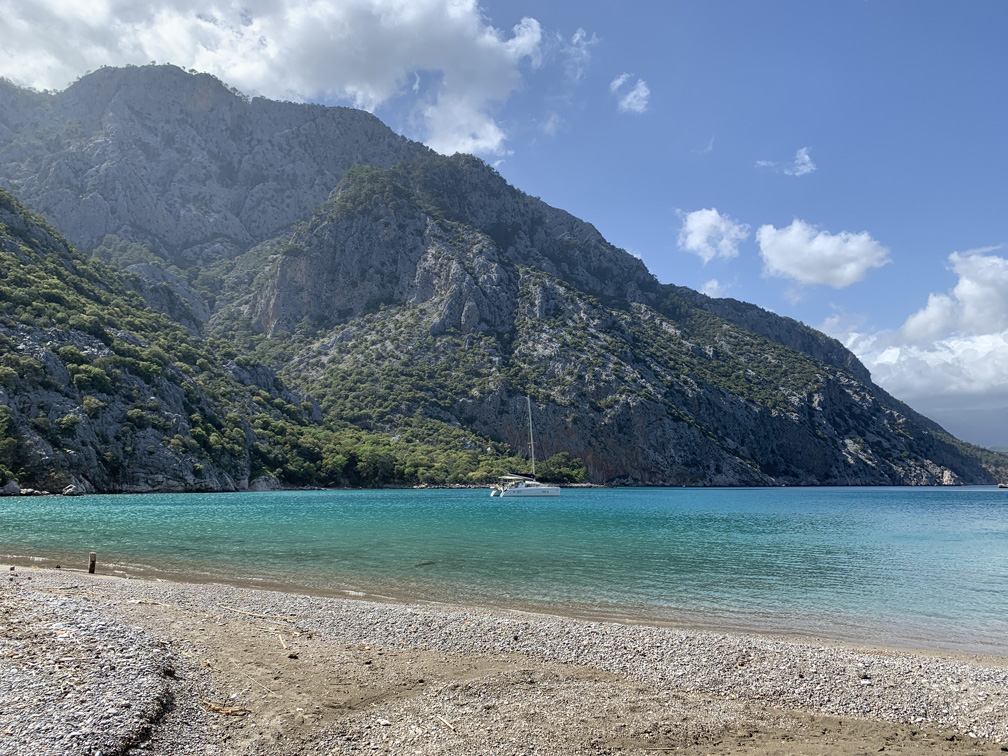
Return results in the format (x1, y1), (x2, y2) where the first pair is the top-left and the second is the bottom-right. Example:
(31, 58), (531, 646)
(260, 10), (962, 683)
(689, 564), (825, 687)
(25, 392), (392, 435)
(1, 64), (1005, 490)
(0, 188), (555, 493)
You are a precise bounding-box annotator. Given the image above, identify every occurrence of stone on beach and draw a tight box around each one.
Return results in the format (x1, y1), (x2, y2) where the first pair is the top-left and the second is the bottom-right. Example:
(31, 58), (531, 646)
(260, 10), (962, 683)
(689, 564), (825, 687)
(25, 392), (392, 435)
(1, 568), (1006, 755)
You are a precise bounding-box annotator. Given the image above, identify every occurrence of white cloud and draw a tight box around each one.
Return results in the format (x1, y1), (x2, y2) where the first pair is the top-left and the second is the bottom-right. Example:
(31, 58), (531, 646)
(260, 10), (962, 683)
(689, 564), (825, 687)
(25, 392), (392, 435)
(784, 147), (816, 176)
(757, 219), (890, 288)
(677, 208), (750, 264)
(610, 72), (649, 114)
(901, 248), (1008, 342)
(859, 248), (1008, 395)
(0, 0), (544, 156)
(422, 93), (509, 155)
(620, 80), (650, 114)
(829, 247), (1008, 447)
(701, 279), (726, 297)
(562, 28), (598, 82)
(898, 293), (958, 346)
(866, 333), (1008, 399)
(756, 146), (817, 176)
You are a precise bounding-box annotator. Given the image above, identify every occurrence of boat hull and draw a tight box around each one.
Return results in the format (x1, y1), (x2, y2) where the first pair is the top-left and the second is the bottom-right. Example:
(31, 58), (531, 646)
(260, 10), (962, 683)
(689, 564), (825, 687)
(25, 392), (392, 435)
(499, 486), (561, 497)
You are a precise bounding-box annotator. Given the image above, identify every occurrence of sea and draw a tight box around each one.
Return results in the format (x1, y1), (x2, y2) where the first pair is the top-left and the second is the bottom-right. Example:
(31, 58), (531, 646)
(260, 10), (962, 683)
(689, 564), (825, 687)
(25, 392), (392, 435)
(2, 486), (1006, 656)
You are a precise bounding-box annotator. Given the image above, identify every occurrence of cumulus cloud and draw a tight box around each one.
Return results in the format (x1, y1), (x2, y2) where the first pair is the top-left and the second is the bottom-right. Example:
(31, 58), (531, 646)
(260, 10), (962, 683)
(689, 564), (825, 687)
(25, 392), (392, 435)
(677, 208), (750, 264)
(900, 249), (1008, 344)
(757, 219), (890, 288)
(858, 248), (1008, 394)
(846, 326), (1008, 448)
(827, 247), (1008, 447)
(0, 0), (544, 156)
(610, 72), (649, 113)
(865, 333), (1008, 398)
(756, 147), (817, 176)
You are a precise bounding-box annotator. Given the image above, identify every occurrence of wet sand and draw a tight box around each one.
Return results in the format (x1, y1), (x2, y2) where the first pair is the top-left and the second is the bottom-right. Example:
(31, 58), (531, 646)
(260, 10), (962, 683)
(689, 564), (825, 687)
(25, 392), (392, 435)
(3, 566), (1007, 755)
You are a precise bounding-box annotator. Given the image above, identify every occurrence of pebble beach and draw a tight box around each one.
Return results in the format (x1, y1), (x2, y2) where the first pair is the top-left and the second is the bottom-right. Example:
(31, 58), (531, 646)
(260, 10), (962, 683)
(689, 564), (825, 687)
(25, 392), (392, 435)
(3, 566), (1007, 755)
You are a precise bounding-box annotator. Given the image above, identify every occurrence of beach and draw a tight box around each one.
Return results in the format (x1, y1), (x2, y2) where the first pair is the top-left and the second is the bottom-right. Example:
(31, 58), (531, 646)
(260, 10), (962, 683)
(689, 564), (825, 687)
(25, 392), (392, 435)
(2, 567), (1007, 755)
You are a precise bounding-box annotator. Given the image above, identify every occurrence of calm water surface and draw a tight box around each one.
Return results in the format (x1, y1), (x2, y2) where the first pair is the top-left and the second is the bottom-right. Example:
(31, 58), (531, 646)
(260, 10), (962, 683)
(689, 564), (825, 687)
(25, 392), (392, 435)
(2, 486), (1006, 654)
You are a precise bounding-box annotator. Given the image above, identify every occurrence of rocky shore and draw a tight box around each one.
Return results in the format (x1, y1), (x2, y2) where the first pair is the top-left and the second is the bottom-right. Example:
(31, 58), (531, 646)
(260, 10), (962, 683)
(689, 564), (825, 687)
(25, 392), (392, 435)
(2, 567), (1007, 755)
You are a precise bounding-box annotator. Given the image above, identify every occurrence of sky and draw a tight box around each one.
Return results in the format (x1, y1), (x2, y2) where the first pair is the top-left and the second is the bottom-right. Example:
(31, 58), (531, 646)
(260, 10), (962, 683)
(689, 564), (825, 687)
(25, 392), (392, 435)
(2, 0), (1007, 448)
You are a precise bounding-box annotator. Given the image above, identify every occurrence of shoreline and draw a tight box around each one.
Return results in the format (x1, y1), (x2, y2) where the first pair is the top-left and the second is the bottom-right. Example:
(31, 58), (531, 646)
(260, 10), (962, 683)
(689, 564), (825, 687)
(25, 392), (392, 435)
(3, 482), (1003, 497)
(0, 481), (608, 497)
(6, 547), (1008, 661)
(7, 546), (1008, 661)
(3, 567), (1007, 755)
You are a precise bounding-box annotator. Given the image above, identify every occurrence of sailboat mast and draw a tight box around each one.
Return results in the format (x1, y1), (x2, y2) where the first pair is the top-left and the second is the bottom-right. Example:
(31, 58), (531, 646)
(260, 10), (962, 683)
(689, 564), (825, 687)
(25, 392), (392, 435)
(526, 395), (536, 479)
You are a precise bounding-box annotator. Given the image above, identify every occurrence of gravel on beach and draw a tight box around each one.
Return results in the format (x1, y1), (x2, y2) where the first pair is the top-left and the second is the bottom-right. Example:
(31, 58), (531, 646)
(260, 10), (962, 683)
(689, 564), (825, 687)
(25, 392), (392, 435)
(2, 567), (1007, 755)
(1, 572), (170, 755)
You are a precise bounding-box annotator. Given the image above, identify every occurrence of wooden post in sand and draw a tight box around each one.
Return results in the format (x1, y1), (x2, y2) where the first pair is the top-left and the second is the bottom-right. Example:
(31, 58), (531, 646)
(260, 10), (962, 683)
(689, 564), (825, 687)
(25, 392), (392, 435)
(88, 552), (96, 574)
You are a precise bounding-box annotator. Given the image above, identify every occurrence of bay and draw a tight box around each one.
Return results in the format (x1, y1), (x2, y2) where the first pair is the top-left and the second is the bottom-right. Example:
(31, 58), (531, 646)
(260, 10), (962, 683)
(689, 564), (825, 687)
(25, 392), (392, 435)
(2, 486), (1006, 655)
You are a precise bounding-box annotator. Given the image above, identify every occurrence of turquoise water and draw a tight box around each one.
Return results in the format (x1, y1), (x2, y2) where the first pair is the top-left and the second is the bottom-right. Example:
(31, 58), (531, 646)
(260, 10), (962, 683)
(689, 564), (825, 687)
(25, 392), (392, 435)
(2, 486), (1006, 654)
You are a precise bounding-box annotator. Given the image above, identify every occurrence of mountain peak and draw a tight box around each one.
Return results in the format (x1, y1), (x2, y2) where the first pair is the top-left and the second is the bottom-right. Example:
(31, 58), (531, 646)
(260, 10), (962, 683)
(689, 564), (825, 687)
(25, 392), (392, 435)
(0, 64), (429, 266)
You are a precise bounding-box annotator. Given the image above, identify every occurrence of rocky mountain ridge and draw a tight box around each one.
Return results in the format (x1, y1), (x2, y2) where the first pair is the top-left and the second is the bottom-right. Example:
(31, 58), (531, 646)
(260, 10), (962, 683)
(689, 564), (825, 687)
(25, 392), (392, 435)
(1, 65), (1005, 489)
(0, 64), (428, 268)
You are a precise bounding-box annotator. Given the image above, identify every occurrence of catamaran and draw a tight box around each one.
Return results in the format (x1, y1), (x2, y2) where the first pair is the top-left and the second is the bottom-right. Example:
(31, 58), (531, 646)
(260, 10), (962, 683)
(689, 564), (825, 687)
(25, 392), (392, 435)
(490, 396), (561, 497)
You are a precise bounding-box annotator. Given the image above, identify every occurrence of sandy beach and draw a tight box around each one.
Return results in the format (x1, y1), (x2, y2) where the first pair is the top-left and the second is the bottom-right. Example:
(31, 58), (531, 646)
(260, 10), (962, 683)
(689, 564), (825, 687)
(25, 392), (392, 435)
(2, 566), (1007, 756)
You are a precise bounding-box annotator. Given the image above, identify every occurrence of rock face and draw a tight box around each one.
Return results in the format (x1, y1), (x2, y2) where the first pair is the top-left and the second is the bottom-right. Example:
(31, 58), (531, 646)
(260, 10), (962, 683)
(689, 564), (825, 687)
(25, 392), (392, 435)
(1, 66), (1006, 488)
(0, 65), (429, 267)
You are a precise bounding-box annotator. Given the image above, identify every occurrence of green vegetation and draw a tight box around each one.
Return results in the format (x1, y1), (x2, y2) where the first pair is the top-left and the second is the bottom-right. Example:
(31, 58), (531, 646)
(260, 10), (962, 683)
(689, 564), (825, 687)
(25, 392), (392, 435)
(0, 187), (585, 489)
(0, 406), (27, 484)
(626, 303), (829, 414)
(326, 165), (415, 219)
(91, 234), (163, 268)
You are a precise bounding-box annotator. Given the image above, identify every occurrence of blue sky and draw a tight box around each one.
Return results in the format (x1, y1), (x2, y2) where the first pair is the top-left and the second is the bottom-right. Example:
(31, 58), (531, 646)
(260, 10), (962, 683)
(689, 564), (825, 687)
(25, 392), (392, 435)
(2, 0), (1006, 448)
